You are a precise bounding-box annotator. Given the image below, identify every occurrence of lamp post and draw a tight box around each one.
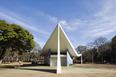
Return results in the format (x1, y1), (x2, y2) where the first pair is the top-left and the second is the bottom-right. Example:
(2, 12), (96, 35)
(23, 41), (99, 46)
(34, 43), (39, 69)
(81, 51), (84, 64)
(91, 45), (96, 64)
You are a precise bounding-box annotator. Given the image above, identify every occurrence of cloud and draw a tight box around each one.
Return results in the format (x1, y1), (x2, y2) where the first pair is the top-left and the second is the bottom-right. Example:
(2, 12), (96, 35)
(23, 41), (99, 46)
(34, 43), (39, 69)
(59, 20), (67, 25)
(0, 0), (116, 47)
(94, 0), (116, 17)
(60, 0), (116, 38)
(59, 19), (82, 31)
(85, 0), (116, 37)
(37, 11), (58, 23)
(0, 7), (53, 47)
(0, 8), (50, 35)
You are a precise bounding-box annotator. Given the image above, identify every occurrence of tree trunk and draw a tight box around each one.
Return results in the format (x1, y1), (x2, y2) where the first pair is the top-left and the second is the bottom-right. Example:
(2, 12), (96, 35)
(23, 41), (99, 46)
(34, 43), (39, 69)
(102, 56), (103, 63)
(9, 60), (11, 64)
(0, 46), (8, 64)
(92, 52), (94, 63)
(0, 60), (2, 64)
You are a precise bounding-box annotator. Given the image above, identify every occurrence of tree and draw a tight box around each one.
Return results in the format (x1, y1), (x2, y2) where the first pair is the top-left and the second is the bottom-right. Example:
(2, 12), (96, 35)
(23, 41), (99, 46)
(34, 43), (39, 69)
(99, 42), (112, 63)
(82, 50), (92, 63)
(93, 37), (107, 48)
(93, 37), (107, 62)
(86, 42), (94, 50)
(77, 45), (86, 54)
(111, 36), (116, 63)
(86, 37), (108, 63)
(0, 20), (35, 64)
(3, 50), (19, 63)
(86, 42), (96, 63)
(31, 42), (41, 53)
(77, 45), (87, 64)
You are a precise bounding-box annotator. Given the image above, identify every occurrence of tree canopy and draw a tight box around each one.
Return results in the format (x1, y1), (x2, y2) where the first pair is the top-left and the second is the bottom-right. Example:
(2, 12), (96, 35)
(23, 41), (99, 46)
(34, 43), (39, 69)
(111, 36), (116, 62)
(0, 20), (35, 63)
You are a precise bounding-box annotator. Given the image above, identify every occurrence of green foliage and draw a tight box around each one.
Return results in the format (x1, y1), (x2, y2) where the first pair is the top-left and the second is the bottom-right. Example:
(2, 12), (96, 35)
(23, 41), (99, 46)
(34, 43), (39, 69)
(31, 60), (39, 64)
(69, 64), (75, 66)
(0, 20), (35, 60)
(82, 50), (92, 62)
(112, 36), (116, 51)
(3, 50), (19, 63)
(0, 65), (15, 68)
(111, 36), (116, 63)
(76, 37), (113, 64)
(77, 45), (86, 54)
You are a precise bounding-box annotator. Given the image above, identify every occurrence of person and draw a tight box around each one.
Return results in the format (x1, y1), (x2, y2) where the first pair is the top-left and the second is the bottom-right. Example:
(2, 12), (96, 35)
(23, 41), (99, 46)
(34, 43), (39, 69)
(19, 61), (21, 64)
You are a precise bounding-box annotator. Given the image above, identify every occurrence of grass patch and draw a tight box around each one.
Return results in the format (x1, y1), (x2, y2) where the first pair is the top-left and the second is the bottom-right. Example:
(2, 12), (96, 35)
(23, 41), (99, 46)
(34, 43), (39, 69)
(0, 65), (16, 68)
(69, 64), (75, 66)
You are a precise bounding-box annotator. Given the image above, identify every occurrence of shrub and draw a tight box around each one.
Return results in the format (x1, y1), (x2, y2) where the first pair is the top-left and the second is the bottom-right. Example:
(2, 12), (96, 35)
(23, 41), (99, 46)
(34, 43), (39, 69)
(0, 65), (15, 68)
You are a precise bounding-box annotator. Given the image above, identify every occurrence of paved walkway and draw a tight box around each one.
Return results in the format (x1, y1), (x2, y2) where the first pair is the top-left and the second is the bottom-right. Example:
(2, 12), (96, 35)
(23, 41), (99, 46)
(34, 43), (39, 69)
(0, 73), (116, 77)
(0, 66), (116, 77)
(0, 66), (116, 73)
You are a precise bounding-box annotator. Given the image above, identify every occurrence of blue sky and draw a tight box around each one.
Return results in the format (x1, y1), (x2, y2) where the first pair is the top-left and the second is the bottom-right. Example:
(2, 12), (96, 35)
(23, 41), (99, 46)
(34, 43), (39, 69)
(0, 0), (116, 48)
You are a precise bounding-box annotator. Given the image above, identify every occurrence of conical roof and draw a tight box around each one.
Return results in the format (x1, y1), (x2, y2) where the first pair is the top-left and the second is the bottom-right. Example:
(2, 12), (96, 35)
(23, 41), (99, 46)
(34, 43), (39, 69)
(40, 24), (81, 57)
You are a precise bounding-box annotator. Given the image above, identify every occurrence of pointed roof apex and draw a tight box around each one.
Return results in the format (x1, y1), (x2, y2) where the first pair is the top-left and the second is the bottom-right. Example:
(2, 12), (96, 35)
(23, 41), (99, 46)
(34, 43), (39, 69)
(40, 24), (81, 57)
(57, 23), (61, 27)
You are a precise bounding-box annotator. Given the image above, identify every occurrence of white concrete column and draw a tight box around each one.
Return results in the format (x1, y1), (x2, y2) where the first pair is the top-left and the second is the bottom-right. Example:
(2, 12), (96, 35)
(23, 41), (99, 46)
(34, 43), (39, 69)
(57, 24), (61, 73)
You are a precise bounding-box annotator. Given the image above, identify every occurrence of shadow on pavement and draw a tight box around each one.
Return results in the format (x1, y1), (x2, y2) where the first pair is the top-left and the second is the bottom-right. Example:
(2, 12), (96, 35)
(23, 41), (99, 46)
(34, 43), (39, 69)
(20, 64), (48, 67)
(19, 68), (56, 73)
(19, 64), (56, 73)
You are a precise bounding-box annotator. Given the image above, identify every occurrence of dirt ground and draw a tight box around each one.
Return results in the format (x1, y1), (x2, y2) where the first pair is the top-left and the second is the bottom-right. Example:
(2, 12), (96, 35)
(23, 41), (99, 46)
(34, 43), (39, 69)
(1, 62), (31, 65)
(2, 62), (116, 69)
(0, 62), (116, 77)
(0, 73), (116, 77)
(74, 64), (116, 70)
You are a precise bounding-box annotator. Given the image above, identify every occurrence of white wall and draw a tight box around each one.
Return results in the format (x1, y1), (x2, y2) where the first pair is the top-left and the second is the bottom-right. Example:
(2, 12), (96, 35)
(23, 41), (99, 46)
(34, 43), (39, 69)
(67, 51), (73, 66)
(50, 55), (66, 66)
(51, 57), (57, 66)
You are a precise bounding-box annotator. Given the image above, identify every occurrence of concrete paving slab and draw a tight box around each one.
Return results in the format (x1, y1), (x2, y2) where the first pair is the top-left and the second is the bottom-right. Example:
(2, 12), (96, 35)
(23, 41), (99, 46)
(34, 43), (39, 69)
(59, 74), (75, 77)
(0, 73), (116, 77)
(0, 65), (116, 77)
(72, 73), (116, 77)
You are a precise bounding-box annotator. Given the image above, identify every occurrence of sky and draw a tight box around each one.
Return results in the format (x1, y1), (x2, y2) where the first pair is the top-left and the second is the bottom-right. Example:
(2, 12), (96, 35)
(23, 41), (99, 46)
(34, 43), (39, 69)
(0, 0), (116, 48)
